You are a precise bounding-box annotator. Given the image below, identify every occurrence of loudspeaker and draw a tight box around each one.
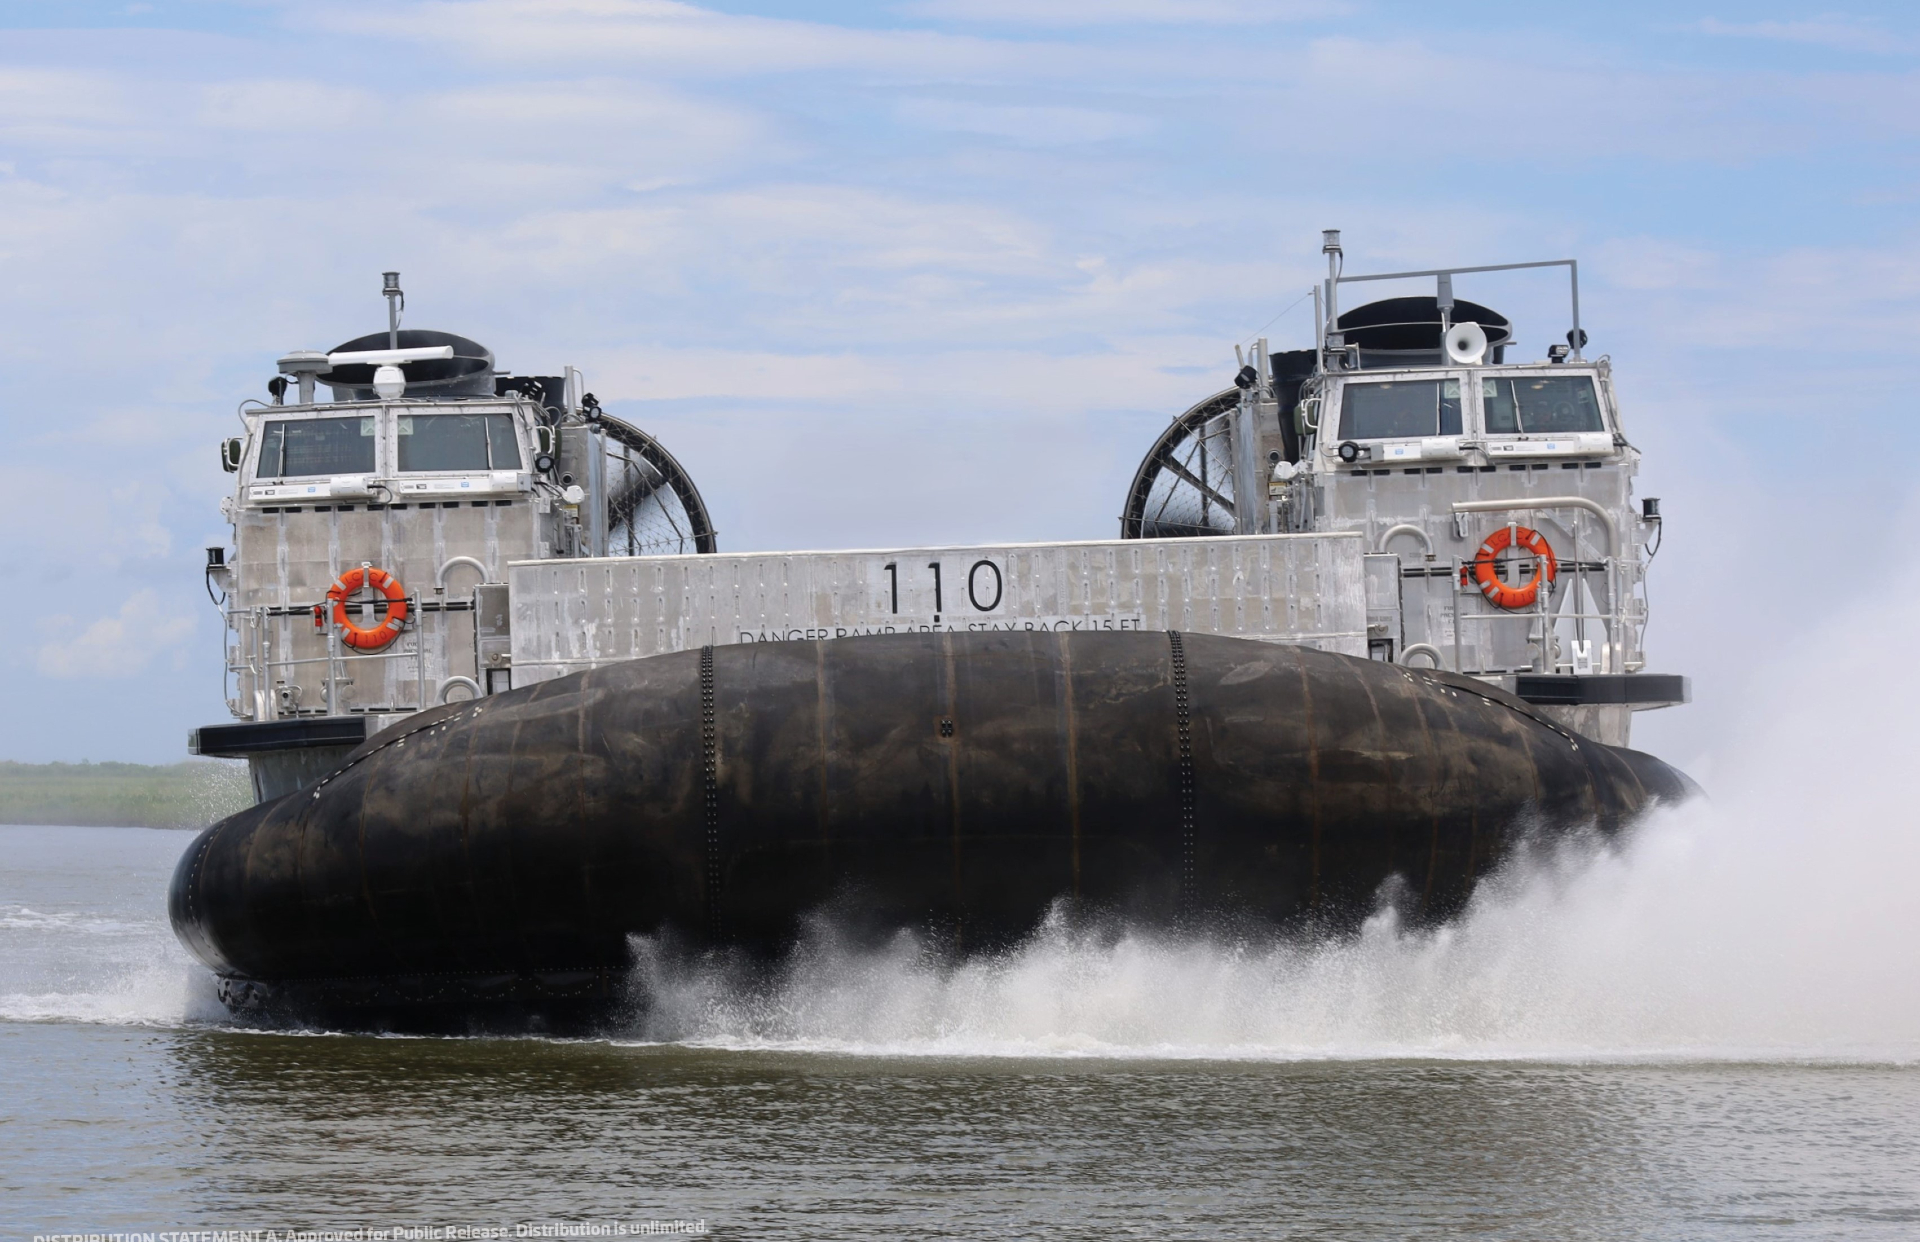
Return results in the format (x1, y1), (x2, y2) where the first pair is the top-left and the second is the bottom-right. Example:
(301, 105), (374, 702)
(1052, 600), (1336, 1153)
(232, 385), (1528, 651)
(1444, 321), (1488, 365)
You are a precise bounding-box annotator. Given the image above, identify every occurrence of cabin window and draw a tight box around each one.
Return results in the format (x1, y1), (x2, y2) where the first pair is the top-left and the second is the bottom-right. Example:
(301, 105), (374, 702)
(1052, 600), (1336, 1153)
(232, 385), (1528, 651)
(1337, 379), (1462, 440)
(256, 417), (376, 478)
(1482, 375), (1604, 434)
(396, 413), (523, 472)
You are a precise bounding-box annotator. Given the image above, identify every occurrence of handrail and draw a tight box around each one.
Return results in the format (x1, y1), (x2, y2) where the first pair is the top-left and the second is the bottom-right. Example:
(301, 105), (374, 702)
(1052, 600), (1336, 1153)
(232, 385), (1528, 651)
(1449, 496), (1629, 675)
(1376, 523), (1434, 559)
(1338, 258), (1581, 361)
(1448, 496), (1616, 555)
(1399, 643), (1444, 669)
(437, 555), (491, 589)
(438, 676), (482, 703)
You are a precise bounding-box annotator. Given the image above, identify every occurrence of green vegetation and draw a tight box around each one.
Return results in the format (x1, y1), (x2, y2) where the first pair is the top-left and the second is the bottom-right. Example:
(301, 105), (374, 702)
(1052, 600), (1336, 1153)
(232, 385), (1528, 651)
(0, 760), (252, 829)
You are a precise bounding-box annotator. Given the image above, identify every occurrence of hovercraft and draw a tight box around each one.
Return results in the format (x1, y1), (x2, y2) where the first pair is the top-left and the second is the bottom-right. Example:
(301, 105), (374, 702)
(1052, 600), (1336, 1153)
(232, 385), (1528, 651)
(173, 242), (1692, 1028)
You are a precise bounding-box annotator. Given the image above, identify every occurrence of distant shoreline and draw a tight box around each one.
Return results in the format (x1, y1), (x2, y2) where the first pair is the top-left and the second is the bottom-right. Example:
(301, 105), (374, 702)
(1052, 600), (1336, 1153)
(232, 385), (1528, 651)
(0, 760), (251, 830)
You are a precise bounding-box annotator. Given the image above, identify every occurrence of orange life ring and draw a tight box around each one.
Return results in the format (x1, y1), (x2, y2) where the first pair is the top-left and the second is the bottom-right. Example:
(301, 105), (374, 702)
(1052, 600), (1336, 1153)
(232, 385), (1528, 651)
(1463, 525), (1557, 610)
(325, 564), (409, 650)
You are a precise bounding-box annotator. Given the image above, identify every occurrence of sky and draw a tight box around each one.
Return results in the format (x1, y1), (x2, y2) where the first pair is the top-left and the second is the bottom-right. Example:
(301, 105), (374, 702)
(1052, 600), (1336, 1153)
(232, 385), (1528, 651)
(0, 0), (1915, 766)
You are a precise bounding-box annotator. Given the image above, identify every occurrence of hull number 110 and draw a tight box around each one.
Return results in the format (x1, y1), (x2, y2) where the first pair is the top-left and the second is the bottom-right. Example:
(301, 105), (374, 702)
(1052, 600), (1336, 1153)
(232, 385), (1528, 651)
(881, 558), (1004, 618)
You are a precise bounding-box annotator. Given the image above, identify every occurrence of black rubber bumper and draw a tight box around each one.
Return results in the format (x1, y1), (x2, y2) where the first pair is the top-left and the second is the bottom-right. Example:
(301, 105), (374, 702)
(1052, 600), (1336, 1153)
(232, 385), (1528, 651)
(171, 631), (1699, 1001)
(189, 716), (377, 758)
(1506, 673), (1690, 708)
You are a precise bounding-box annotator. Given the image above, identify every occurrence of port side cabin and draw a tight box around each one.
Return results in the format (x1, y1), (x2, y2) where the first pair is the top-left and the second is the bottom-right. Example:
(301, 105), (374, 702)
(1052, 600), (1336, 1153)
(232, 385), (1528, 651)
(205, 389), (567, 795)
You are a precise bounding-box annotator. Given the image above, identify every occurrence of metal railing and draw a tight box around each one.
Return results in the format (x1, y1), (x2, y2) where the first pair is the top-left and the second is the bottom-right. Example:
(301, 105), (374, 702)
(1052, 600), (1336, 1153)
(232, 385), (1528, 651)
(222, 568), (496, 721)
(1431, 555), (1645, 676)
(1440, 496), (1639, 675)
(224, 603), (432, 718)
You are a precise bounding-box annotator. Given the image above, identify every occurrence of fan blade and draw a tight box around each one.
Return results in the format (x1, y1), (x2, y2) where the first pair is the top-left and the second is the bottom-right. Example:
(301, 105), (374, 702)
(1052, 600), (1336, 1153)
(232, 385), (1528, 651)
(1154, 447), (1235, 517)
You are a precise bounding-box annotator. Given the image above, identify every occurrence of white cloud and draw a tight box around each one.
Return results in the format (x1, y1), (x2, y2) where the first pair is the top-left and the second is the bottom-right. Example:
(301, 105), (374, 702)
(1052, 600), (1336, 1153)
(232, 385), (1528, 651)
(478, 183), (1061, 299)
(195, 79), (376, 131)
(1266, 36), (1794, 163)
(0, 67), (146, 147)
(0, 462), (177, 579)
(320, 0), (1048, 76)
(581, 337), (1227, 408)
(897, 98), (1151, 144)
(1694, 16), (1914, 56)
(421, 79), (766, 176)
(7, 12), (1899, 184)
(37, 590), (196, 678)
(1580, 233), (1920, 359)
(430, 79), (734, 129)
(1589, 238), (1723, 292)
(899, 0), (1345, 25)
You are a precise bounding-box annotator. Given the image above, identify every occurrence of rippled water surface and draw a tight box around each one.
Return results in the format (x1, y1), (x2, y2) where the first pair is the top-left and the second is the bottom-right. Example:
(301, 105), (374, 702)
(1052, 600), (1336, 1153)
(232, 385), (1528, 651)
(13, 1022), (1920, 1239)
(4, 822), (1920, 1240)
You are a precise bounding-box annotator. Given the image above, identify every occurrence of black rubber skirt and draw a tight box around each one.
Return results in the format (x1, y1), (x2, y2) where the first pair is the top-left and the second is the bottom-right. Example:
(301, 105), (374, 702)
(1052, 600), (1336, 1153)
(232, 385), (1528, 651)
(170, 630), (1692, 1024)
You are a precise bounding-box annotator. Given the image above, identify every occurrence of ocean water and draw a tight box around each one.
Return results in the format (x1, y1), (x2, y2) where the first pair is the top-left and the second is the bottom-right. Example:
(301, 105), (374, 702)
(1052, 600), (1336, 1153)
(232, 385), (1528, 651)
(5, 625), (1920, 1237)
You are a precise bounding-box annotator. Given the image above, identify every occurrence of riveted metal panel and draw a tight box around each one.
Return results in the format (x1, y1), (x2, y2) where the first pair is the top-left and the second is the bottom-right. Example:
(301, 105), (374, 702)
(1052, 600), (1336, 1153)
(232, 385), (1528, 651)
(507, 533), (1366, 684)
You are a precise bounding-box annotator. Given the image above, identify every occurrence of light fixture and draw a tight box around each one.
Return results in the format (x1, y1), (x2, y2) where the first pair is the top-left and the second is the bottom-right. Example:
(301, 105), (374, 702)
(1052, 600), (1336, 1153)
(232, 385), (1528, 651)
(383, 272), (404, 350)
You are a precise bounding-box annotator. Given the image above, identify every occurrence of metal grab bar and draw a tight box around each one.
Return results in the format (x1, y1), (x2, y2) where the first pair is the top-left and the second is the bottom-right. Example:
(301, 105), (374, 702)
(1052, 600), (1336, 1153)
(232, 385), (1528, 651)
(1377, 523), (1434, 559)
(438, 676), (482, 703)
(437, 555), (491, 588)
(1399, 643), (1444, 669)
(1449, 497), (1626, 674)
(435, 556), (494, 694)
(1448, 496), (1616, 554)
(225, 599), (436, 718)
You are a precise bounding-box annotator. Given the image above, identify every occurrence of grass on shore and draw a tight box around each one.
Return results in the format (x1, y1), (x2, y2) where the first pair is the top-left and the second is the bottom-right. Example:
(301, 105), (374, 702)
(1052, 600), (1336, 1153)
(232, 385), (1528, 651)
(0, 760), (252, 829)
